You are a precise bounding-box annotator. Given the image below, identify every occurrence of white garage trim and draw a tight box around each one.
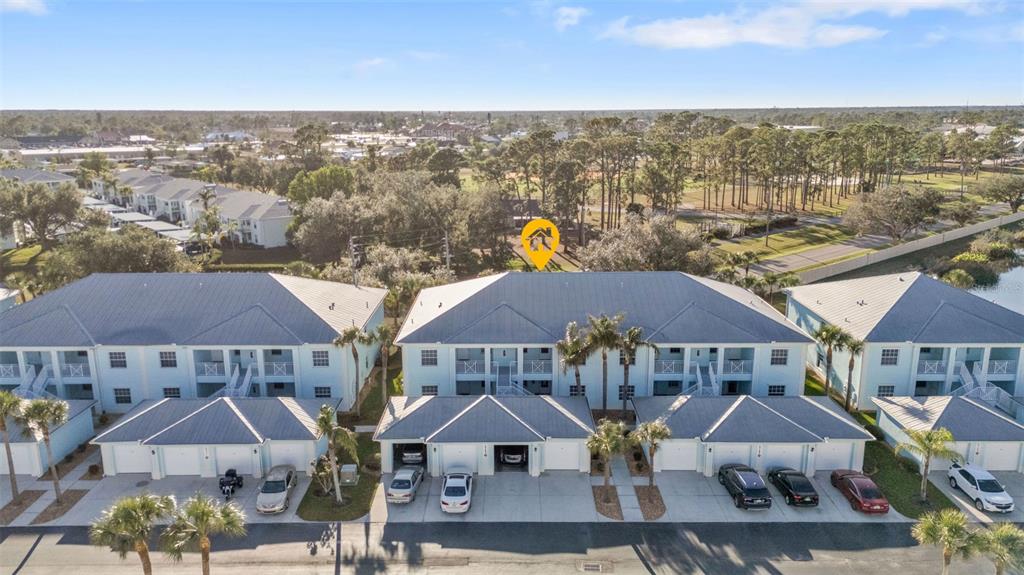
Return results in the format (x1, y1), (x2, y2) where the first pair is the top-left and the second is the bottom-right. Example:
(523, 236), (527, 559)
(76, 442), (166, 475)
(440, 444), (478, 474)
(544, 440), (583, 471)
(268, 440), (318, 476)
(710, 444), (753, 475)
(658, 441), (698, 472)
(979, 442), (1022, 471)
(111, 443), (152, 475)
(215, 445), (255, 475)
(756, 444), (805, 473)
(160, 446), (202, 476)
(814, 441), (857, 472)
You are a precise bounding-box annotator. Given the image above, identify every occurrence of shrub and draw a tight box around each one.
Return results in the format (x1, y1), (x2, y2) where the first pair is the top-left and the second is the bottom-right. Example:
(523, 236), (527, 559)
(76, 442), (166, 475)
(864, 424), (886, 441)
(632, 450), (643, 462)
(636, 462), (646, 472)
(952, 260), (1000, 286)
(942, 269), (975, 289)
(1013, 230), (1024, 246)
(951, 251), (989, 264)
(88, 463), (101, 476)
(985, 242), (1016, 260)
(98, 414), (109, 426)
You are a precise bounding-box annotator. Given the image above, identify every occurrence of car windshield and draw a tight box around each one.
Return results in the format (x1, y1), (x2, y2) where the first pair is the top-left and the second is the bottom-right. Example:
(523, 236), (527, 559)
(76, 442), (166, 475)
(788, 476), (814, 491)
(444, 486), (467, 497)
(261, 480), (287, 494)
(391, 479), (412, 489)
(859, 486), (883, 499)
(978, 479), (1004, 493)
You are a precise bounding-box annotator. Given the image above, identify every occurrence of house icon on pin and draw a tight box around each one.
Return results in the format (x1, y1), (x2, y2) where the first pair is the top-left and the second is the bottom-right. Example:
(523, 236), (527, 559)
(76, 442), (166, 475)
(527, 227), (554, 251)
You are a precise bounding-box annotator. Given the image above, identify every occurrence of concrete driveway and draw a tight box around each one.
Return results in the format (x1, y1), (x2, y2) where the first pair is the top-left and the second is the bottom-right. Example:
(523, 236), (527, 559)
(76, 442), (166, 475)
(930, 470), (1024, 524)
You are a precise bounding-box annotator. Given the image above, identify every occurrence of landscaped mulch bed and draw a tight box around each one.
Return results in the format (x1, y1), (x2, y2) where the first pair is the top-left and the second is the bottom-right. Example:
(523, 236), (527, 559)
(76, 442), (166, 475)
(0, 490), (45, 525)
(296, 433), (381, 521)
(635, 485), (666, 521)
(592, 486), (623, 520)
(79, 462), (104, 481)
(590, 410), (635, 425)
(590, 458), (609, 477)
(30, 489), (89, 525)
(40, 444), (98, 481)
(625, 448), (650, 477)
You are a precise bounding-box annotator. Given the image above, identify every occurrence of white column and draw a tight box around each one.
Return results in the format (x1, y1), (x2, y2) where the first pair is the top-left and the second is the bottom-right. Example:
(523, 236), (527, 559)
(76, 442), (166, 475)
(185, 347), (198, 398)
(292, 347), (303, 398)
(945, 346), (959, 392)
(517, 347), (524, 383)
(257, 348), (266, 397)
(908, 346), (922, 396)
(86, 350), (100, 402)
(16, 351), (27, 381)
(484, 348), (492, 395)
(138, 348), (150, 400)
(222, 348), (232, 383)
(1016, 346), (1024, 395)
(980, 347), (992, 385)
(49, 350), (63, 395)
(682, 347), (692, 390)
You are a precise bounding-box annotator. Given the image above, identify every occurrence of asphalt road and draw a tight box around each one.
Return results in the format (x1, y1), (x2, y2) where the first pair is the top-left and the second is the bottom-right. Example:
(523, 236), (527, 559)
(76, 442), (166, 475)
(0, 522), (993, 575)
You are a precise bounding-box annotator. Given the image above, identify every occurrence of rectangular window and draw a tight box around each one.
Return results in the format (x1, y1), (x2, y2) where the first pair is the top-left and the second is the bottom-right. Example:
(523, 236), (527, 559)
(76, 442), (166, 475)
(569, 384), (586, 397)
(540, 348), (550, 354)
(877, 385), (895, 398)
(618, 355), (636, 366)
(159, 351), (177, 368)
(768, 385), (786, 396)
(162, 387), (181, 399)
(770, 349), (788, 366)
(421, 385), (439, 396)
(669, 347), (681, 354)
(312, 350), (330, 367)
(113, 388), (132, 404)
(421, 349), (438, 366)
(271, 349), (282, 356)
(314, 386), (331, 398)
(109, 352), (127, 369)
(881, 349), (899, 366)
(618, 385), (635, 400)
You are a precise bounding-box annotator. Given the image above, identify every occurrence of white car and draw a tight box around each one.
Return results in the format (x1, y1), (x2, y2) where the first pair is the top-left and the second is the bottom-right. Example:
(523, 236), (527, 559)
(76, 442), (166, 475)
(386, 466), (424, 504)
(440, 468), (473, 514)
(948, 462), (1015, 513)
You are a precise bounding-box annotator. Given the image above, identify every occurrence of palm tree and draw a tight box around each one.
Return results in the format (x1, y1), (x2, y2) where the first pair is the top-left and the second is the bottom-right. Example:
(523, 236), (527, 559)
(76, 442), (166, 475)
(315, 405), (359, 504)
(0, 390), (23, 499)
(843, 337), (864, 412)
(618, 326), (652, 416)
(16, 398), (68, 503)
(724, 250), (760, 278)
(374, 324), (395, 406)
(812, 324), (848, 398)
(979, 522), (1024, 575)
(90, 494), (176, 575)
(896, 428), (961, 502)
(334, 326), (375, 418)
(161, 493), (246, 575)
(762, 271), (799, 304)
(586, 419), (628, 501)
(585, 314), (623, 413)
(556, 322), (589, 397)
(632, 420), (671, 487)
(912, 509), (981, 575)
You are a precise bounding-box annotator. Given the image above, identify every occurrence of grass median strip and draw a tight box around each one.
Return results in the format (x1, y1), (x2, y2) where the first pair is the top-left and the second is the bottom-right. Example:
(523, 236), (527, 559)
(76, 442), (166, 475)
(297, 433), (380, 522)
(863, 441), (955, 519)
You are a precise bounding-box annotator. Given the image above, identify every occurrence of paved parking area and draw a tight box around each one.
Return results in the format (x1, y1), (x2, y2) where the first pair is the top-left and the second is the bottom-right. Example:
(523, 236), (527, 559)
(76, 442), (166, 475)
(930, 470), (1024, 524)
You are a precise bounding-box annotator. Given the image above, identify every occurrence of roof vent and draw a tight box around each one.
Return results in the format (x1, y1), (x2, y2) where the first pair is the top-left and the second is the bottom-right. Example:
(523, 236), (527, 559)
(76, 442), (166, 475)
(898, 276), (904, 282)
(329, 303), (335, 310)
(438, 302), (443, 308)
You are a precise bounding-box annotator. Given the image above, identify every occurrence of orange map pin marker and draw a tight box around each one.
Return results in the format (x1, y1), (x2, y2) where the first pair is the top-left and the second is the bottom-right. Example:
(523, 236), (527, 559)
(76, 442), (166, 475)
(521, 218), (559, 270)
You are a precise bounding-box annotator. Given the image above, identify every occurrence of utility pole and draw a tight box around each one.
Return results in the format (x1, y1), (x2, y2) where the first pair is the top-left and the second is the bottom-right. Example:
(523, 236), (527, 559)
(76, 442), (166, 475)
(442, 231), (452, 270)
(349, 236), (361, 287)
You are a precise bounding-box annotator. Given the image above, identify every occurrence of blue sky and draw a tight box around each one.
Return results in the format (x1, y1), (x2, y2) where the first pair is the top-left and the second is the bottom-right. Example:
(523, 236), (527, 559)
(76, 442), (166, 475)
(1, 0), (1022, 110)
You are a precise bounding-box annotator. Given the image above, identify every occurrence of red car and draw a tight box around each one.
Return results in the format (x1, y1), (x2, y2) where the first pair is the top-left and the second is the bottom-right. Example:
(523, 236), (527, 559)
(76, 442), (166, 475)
(830, 469), (889, 514)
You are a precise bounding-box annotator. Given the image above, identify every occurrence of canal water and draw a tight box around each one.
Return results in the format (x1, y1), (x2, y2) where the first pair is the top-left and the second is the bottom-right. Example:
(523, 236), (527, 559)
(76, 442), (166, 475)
(971, 260), (1024, 314)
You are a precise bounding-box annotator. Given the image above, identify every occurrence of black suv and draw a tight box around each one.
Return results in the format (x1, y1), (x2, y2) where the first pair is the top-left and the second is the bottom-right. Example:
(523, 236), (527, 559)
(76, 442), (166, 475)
(718, 464), (772, 509)
(767, 468), (819, 507)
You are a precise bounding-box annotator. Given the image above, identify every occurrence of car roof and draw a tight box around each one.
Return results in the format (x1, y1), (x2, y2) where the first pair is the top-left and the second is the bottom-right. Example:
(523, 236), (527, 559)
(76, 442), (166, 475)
(958, 464), (997, 480)
(444, 474), (469, 486)
(394, 467), (421, 478)
(266, 465), (294, 480)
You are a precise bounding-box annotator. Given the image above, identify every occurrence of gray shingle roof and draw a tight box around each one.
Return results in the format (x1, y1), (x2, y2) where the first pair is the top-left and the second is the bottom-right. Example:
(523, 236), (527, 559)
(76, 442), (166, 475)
(374, 395), (595, 443)
(397, 272), (811, 345)
(0, 168), (75, 185)
(92, 397), (325, 445)
(872, 396), (1024, 441)
(786, 272), (1024, 343)
(3, 399), (95, 443)
(632, 396), (872, 443)
(0, 273), (387, 347)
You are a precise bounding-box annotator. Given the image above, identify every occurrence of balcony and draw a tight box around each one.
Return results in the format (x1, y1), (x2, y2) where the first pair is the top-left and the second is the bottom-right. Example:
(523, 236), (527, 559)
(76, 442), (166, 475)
(917, 360), (947, 375)
(988, 360), (1018, 379)
(456, 360), (487, 375)
(654, 360), (687, 374)
(522, 359), (552, 375)
(721, 359), (753, 375)
(60, 363), (91, 378)
(196, 362), (226, 377)
(0, 364), (20, 379)
(262, 362), (294, 378)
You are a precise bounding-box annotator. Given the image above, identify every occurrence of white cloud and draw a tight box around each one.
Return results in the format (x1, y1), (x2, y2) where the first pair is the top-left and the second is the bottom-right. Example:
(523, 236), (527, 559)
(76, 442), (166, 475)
(1, 0), (47, 14)
(353, 57), (389, 72)
(603, 1), (986, 49)
(554, 6), (589, 31)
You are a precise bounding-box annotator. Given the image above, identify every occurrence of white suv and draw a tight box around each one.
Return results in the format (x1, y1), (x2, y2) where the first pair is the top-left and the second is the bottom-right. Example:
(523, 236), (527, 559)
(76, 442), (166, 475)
(948, 462), (1015, 513)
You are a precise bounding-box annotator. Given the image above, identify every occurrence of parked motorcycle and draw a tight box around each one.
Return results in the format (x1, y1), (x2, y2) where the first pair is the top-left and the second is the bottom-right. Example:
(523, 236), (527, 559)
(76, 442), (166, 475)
(219, 468), (244, 500)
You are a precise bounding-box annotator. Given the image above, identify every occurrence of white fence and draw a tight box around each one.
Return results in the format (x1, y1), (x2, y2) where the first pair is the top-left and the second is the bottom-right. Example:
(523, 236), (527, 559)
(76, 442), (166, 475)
(797, 211), (1024, 284)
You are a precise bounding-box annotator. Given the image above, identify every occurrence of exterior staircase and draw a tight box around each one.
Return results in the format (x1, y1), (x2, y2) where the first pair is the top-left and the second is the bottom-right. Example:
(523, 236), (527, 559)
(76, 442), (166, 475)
(493, 362), (532, 396)
(681, 363), (721, 396)
(15, 365), (56, 400)
(953, 362), (1024, 422)
(215, 364), (254, 398)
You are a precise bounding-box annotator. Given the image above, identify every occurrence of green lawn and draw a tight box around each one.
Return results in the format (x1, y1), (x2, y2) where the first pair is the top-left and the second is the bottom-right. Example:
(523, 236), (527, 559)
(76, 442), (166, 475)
(863, 441), (956, 519)
(716, 223), (858, 258)
(0, 244), (48, 275)
(803, 370), (825, 396)
(339, 362), (404, 427)
(296, 433), (380, 521)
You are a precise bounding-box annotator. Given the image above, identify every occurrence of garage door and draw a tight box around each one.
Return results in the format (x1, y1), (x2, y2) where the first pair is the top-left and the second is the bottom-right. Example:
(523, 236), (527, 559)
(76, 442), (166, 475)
(983, 443), (1021, 471)
(270, 442), (312, 473)
(112, 444), (152, 474)
(0, 444), (39, 475)
(712, 444), (751, 470)
(758, 444), (804, 472)
(441, 444), (478, 473)
(162, 446), (202, 476)
(659, 441), (698, 471)
(215, 446), (253, 475)
(544, 441), (580, 470)
(815, 442), (855, 471)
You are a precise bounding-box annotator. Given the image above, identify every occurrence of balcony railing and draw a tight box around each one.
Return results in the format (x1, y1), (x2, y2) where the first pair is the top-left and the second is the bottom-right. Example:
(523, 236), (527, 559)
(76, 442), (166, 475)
(264, 362), (294, 376)
(197, 362), (226, 376)
(721, 359), (753, 375)
(523, 359), (552, 374)
(917, 360), (947, 375)
(456, 359), (485, 375)
(60, 363), (90, 378)
(654, 360), (686, 374)
(989, 360), (1018, 376)
(0, 364), (19, 378)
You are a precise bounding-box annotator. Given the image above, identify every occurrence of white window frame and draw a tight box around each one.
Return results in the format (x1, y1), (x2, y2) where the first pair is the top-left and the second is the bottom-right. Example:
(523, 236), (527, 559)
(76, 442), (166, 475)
(159, 351), (177, 368)
(881, 349), (899, 366)
(314, 386), (332, 398)
(421, 385), (439, 396)
(767, 385), (786, 396)
(163, 387), (181, 399)
(617, 384), (635, 400)
(109, 352), (127, 369)
(877, 385), (895, 398)
(312, 350), (330, 367)
(569, 384), (586, 397)
(770, 349), (788, 366)
(113, 388), (132, 404)
(421, 349), (438, 366)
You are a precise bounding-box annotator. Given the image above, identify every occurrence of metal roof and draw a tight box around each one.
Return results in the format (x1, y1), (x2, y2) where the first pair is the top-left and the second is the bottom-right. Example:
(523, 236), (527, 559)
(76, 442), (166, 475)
(374, 395), (595, 443)
(0, 273), (387, 346)
(786, 272), (1024, 343)
(0, 168), (75, 185)
(397, 272), (812, 345)
(872, 396), (1024, 441)
(3, 399), (96, 443)
(632, 396), (872, 443)
(92, 397), (325, 445)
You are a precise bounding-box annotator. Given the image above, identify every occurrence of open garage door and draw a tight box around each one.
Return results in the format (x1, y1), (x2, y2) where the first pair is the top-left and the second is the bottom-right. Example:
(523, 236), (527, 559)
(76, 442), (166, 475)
(815, 442), (856, 471)
(162, 446), (202, 476)
(544, 441), (581, 470)
(441, 444), (478, 474)
(393, 442), (427, 471)
(215, 446), (254, 475)
(757, 444), (804, 472)
(659, 441), (698, 471)
(983, 443), (1021, 471)
(712, 444), (751, 470)
(112, 443), (152, 474)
